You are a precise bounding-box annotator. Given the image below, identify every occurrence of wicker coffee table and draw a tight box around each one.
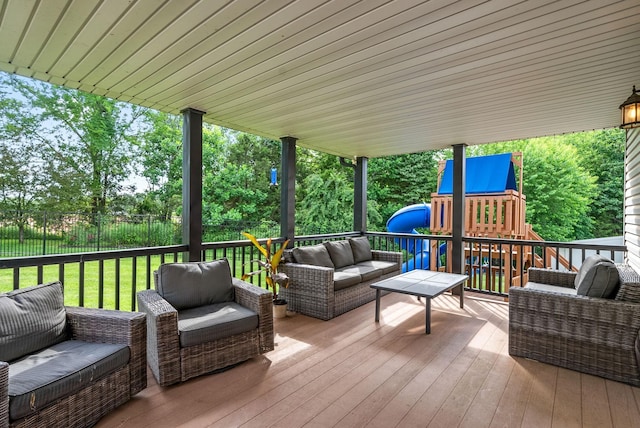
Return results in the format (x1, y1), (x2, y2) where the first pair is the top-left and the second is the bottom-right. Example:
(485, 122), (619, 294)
(371, 270), (468, 334)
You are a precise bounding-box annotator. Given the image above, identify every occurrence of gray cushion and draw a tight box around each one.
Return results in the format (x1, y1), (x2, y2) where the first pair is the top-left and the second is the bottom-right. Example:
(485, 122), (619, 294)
(0, 282), (67, 362)
(8, 340), (129, 420)
(356, 260), (399, 275)
(333, 271), (362, 291)
(324, 240), (355, 269)
(178, 302), (259, 347)
(337, 265), (382, 282)
(574, 255), (620, 298)
(349, 237), (373, 263)
(156, 259), (234, 310)
(292, 244), (334, 268)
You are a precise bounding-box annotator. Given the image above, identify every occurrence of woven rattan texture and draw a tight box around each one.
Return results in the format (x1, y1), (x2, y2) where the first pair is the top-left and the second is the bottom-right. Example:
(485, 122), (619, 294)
(2, 308), (146, 428)
(280, 250), (402, 320)
(138, 277), (274, 387)
(509, 265), (640, 387)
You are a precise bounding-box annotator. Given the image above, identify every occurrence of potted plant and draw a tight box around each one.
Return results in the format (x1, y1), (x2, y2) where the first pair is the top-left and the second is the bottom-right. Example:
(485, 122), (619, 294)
(241, 232), (290, 318)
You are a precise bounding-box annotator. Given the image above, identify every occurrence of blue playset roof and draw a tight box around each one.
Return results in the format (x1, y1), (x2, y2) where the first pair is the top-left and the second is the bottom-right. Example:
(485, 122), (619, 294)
(437, 152), (518, 195)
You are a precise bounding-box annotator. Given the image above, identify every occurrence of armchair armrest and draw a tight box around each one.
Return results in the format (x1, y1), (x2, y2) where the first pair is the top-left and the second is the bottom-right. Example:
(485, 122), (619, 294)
(280, 263), (335, 320)
(137, 289), (181, 386)
(233, 278), (274, 353)
(1, 362), (7, 428)
(66, 306), (147, 395)
(527, 267), (576, 288)
(372, 250), (403, 268)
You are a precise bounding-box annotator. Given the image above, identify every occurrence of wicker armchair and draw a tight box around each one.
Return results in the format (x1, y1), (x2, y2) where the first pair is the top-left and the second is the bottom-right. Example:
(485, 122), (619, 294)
(137, 259), (274, 387)
(509, 265), (640, 387)
(1, 300), (146, 428)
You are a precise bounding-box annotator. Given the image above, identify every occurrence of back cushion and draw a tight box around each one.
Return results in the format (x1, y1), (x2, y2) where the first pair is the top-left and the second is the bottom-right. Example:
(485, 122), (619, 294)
(324, 240), (355, 269)
(349, 237), (373, 263)
(574, 255), (620, 298)
(0, 281), (67, 362)
(292, 244), (334, 268)
(156, 259), (234, 310)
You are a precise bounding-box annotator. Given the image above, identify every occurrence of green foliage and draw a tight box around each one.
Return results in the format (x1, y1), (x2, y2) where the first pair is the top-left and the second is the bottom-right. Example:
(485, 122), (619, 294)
(1, 73), (146, 214)
(469, 137), (598, 241)
(368, 151), (440, 230)
(62, 219), (180, 248)
(564, 129), (625, 238)
(297, 163), (353, 234)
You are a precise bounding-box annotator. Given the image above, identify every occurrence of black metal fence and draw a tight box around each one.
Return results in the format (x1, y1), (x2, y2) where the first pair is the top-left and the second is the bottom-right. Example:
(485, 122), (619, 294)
(0, 210), (280, 257)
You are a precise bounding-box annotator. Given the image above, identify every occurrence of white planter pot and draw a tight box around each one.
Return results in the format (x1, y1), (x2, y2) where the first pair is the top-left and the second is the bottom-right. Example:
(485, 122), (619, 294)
(273, 300), (287, 318)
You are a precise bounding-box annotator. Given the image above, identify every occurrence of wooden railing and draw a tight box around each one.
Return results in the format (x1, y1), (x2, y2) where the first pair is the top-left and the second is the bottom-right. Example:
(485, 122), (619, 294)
(430, 190), (527, 238)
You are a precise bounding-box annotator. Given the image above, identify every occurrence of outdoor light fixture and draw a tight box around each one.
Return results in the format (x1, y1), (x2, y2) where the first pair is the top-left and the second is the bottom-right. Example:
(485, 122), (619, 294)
(620, 85), (640, 129)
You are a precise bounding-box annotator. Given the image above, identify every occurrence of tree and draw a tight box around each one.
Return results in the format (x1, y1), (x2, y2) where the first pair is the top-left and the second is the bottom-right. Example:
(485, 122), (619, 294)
(565, 129), (625, 238)
(0, 140), (45, 242)
(368, 151), (440, 230)
(3, 73), (146, 214)
(139, 111), (183, 220)
(0, 84), (45, 241)
(469, 138), (597, 241)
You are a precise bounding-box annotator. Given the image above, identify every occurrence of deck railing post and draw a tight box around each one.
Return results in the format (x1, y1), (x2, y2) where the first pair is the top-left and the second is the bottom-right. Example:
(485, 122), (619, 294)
(280, 136), (297, 246)
(354, 156), (368, 234)
(181, 108), (205, 261)
(452, 144), (466, 280)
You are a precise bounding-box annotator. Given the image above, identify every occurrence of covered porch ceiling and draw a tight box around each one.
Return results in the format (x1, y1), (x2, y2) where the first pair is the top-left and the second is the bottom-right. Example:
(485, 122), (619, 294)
(1, 0), (639, 158)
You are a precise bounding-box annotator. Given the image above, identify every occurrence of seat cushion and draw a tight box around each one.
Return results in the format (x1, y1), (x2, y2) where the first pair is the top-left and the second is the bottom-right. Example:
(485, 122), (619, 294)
(0, 282), (67, 362)
(292, 244), (335, 268)
(333, 271), (362, 291)
(337, 265), (383, 282)
(349, 237), (373, 263)
(525, 282), (578, 295)
(356, 260), (398, 275)
(574, 255), (620, 298)
(324, 240), (355, 269)
(177, 302), (259, 347)
(8, 340), (129, 421)
(156, 258), (234, 310)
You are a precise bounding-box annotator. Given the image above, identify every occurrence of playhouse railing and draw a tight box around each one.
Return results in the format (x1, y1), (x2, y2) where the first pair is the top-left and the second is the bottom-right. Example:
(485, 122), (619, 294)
(430, 190), (527, 238)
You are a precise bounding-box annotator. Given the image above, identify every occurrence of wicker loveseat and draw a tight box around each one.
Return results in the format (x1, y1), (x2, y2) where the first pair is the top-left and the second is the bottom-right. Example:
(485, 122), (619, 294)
(509, 257), (640, 387)
(137, 258), (274, 387)
(0, 281), (146, 428)
(280, 237), (402, 320)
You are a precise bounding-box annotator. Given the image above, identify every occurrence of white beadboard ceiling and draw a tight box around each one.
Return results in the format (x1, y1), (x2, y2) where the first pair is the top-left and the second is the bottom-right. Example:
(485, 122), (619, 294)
(1, 0), (639, 158)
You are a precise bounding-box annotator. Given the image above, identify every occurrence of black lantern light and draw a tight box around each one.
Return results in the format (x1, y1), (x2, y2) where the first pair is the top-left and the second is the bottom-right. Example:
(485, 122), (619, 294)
(620, 85), (640, 129)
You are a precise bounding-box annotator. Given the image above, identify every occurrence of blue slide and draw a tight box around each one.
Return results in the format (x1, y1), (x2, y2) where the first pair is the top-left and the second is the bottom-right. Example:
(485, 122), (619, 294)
(386, 203), (434, 272)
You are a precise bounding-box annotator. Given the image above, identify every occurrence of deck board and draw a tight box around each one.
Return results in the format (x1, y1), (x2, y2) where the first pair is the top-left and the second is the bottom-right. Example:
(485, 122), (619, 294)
(96, 292), (640, 428)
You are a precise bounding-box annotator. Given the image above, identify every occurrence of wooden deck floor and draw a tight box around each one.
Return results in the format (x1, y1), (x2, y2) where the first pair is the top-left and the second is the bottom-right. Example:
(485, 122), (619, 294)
(97, 292), (640, 428)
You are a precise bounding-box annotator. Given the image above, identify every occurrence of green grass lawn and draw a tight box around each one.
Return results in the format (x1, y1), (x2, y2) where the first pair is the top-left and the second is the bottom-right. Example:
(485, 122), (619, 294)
(0, 253), (268, 311)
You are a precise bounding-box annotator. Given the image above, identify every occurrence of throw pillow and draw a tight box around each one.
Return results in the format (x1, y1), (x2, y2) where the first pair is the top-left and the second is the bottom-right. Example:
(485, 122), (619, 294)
(292, 244), (334, 268)
(0, 281), (67, 362)
(156, 258), (234, 310)
(349, 237), (373, 263)
(574, 255), (620, 298)
(324, 240), (355, 269)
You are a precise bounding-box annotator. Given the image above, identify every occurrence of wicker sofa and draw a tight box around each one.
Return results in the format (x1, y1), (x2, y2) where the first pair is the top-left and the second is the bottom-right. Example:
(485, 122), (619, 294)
(137, 258), (274, 386)
(0, 281), (146, 428)
(280, 237), (402, 320)
(509, 258), (640, 387)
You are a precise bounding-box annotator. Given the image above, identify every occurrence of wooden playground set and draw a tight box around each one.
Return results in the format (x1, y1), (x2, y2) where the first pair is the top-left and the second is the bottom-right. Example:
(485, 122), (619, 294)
(428, 152), (574, 293)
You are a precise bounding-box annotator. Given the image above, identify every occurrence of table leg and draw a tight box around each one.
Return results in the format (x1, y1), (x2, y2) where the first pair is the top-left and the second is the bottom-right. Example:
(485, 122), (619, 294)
(425, 298), (431, 334)
(375, 289), (381, 322)
(460, 283), (464, 308)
